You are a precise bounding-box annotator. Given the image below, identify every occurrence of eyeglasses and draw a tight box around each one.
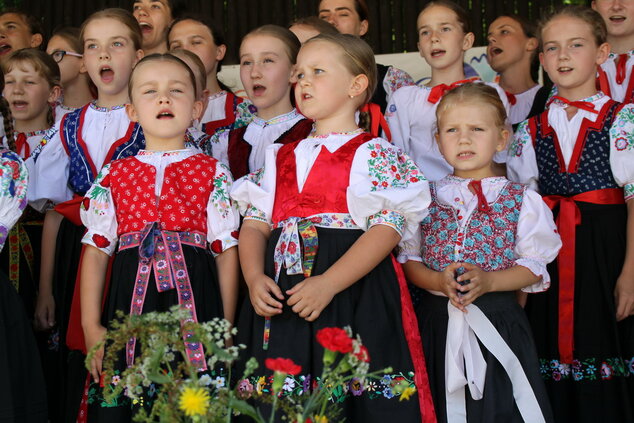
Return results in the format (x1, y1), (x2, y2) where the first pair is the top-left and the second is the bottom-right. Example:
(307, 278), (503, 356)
(50, 50), (83, 63)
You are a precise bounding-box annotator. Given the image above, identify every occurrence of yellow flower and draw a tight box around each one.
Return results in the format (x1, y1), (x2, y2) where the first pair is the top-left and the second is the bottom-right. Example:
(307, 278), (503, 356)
(178, 386), (210, 417)
(399, 386), (416, 402)
(313, 416), (328, 423)
(256, 376), (266, 395)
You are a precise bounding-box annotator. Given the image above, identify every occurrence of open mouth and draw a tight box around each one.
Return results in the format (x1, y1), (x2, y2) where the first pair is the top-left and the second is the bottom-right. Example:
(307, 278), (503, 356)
(301, 93), (312, 101)
(431, 49), (446, 58)
(139, 22), (153, 35)
(609, 15), (626, 24)
(557, 66), (573, 74)
(157, 110), (174, 120)
(11, 100), (28, 111)
(488, 47), (503, 58)
(457, 151), (475, 159)
(0, 43), (12, 55)
(100, 66), (115, 83)
(252, 84), (266, 96)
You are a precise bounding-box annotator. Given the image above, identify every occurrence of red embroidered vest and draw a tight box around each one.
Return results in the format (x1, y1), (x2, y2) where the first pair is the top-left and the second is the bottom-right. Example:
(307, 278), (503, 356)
(271, 133), (373, 225)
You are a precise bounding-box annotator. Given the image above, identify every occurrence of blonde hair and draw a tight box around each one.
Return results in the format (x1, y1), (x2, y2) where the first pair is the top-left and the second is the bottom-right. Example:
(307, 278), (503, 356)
(169, 48), (207, 98)
(128, 53), (198, 100)
(241, 25), (301, 64)
(436, 83), (507, 129)
(538, 6), (607, 47)
(80, 8), (143, 51)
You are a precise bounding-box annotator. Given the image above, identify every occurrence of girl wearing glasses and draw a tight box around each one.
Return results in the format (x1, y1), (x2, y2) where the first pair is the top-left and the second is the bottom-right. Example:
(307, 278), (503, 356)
(46, 27), (94, 123)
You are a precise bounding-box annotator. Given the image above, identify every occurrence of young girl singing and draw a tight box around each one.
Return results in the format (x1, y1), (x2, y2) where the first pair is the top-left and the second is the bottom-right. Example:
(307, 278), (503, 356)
(27, 8), (145, 422)
(46, 27), (95, 122)
(592, 0), (634, 103)
(403, 83), (560, 423)
(507, 6), (634, 422)
(386, 0), (510, 182)
(231, 33), (435, 423)
(132, 0), (184, 54)
(80, 52), (239, 421)
(207, 25), (311, 179)
(168, 14), (254, 138)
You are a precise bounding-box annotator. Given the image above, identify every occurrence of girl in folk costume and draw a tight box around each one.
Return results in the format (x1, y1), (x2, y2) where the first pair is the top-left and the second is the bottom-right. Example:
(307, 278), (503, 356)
(487, 15), (550, 127)
(46, 27), (95, 123)
(592, 0), (634, 103)
(507, 7), (634, 422)
(27, 9), (145, 423)
(0, 143), (48, 422)
(0, 49), (60, 318)
(80, 53), (239, 422)
(206, 25), (312, 180)
(402, 83), (560, 423)
(231, 33), (435, 423)
(386, 0), (510, 182)
(168, 14), (254, 138)
(132, 0), (185, 55)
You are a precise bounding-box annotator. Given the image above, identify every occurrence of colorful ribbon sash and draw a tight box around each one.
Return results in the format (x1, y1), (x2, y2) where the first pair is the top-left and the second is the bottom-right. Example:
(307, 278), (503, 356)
(7, 222), (38, 290)
(119, 222), (208, 370)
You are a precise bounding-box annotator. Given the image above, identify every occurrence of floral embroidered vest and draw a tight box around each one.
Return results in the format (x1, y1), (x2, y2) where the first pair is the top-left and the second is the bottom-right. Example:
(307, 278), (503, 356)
(271, 132), (373, 225)
(420, 181), (525, 272)
(529, 100), (622, 196)
(109, 154), (217, 235)
(60, 105), (145, 195)
(227, 118), (313, 180)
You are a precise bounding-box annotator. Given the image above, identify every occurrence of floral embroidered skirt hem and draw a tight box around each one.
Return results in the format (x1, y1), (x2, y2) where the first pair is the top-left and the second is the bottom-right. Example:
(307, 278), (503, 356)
(526, 203), (634, 423)
(236, 227), (425, 423)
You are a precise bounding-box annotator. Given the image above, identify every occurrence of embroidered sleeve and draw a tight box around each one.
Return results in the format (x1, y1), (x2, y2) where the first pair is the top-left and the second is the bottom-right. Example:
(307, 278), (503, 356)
(207, 162), (240, 256)
(385, 86), (415, 156)
(0, 150), (28, 252)
(80, 164), (118, 256)
(609, 103), (634, 200)
(233, 100), (256, 130)
(515, 189), (562, 293)
(507, 120), (540, 191)
(203, 129), (230, 167)
(348, 137), (430, 244)
(382, 66), (415, 97)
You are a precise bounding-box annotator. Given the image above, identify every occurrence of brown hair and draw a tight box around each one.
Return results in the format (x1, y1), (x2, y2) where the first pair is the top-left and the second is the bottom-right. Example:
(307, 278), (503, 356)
(80, 8), (143, 51)
(436, 83), (507, 129)
(1, 49), (61, 128)
(0, 8), (44, 47)
(51, 26), (83, 54)
(169, 48), (206, 97)
(538, 5), (607, 47)
(318, 0), (370, 25)
(128, 53), (198, 100)
(419, 0), (471, 34)
(489, 15), (540, 80)
(241, 25), (301, 64)
(289, 16), (340, 37)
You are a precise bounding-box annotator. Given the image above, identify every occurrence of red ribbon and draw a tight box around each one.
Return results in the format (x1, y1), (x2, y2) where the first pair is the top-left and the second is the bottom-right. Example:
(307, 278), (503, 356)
(468, 180), (491, 213)
(359, 102), (392, 141)
(551, 96), (598, 114)
(54, 194), (84, 226)
(15, 133), (30, 159)
(542, 188), (624, 364)
(616, 53), (629, 85)
(505, 91), (517, 105)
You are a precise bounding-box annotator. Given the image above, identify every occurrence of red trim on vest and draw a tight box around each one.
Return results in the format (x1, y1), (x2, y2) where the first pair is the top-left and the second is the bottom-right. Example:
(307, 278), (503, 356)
(203, 92), (243, 135)
(624, 67), (634, 103)
(59, 105), (87, 157)
(102, 122), (136, 168)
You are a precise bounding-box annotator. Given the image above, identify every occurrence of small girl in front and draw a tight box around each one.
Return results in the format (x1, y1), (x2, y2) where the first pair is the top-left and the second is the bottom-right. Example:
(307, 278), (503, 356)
(403, 83), (560, 423)
(231, 33), (435, 423)
(386, 0), (510, 182)
(207, 25), (312, 180)
(507, 6), (634, 422)
(80, 53), (240, 421)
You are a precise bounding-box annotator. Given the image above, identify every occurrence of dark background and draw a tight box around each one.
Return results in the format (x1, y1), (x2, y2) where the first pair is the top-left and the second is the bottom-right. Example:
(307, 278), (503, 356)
(5, 0), (584, 63)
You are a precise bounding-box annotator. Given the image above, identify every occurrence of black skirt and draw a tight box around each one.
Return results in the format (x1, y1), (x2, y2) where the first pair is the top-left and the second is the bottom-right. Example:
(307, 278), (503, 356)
(417, 290), (553, 423)
(525, 202), (634, 423)
(88, 243), (224, 423)
(0, 270), (47, 422)
(236, 227), (425, 423)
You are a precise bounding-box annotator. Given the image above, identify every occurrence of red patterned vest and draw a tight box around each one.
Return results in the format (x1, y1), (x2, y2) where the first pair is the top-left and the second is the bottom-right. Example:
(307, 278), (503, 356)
(109, 153), (218, 235)
(271, 133), (373, 225)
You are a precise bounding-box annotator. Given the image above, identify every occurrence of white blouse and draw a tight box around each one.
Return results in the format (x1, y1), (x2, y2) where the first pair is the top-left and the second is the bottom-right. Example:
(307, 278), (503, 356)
(80, 148), (240, 256)
(401, 175), (561, 293)
(2, 129), (48, 159)
(599, 50), (634, 103)
(508, 84), (542, 125)
(231, 131), (431, 245)
(54, 102), (79, 124)
(0, 149), (28, 252)
(206, 108), (305, 171)
(386, 80), (511, 182)
(195, 90), (254, 132)
(507, 92), (634, 200)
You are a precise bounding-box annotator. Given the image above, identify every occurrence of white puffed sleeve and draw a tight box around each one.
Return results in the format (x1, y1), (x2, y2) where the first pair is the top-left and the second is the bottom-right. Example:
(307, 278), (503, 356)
(202, 129), (230, 167)
(0, 150), (28, 252)
(385, 86), (418, 156)
(347, 138), (430, 244)
(507, 120), (540, 191)
(206, 162), (240, 256)
(25, 124), (72, 211)
(229, 143), (283, 224)
(515, 188), (562, 292)
(609, 103), (634, 201)
(80, 164), (118, 256)
(486, 82), (512, 164)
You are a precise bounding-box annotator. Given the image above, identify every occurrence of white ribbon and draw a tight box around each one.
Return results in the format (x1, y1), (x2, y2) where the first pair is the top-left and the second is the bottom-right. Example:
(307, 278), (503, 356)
(445, 302), (545, 423)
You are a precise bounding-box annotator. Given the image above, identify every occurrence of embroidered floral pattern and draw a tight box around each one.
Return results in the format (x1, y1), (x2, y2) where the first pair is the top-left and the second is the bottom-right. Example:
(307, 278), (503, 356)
(624, 183), (634, 201)
(211, 163), (235, 219)
(610, 104), (634, 151)
(368, 210), (405, 235)
(384, 66), (415, 95)
(510, 121), (531, 157)
(366, 142), (422, 191)
(539, 357), (633, 381)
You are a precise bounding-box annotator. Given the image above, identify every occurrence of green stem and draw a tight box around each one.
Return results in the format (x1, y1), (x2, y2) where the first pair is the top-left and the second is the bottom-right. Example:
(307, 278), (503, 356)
(268, 393), (278, 423)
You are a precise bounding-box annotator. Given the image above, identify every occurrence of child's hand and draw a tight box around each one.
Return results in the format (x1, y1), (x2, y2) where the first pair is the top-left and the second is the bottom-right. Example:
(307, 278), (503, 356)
(286, 275), (336, 322)
(615, 272), (634, 321)
(438, 263), (467, 311)
(84, 324), (107, 383)
(34, 292), (56, 331)
(456, 262), (494, 307)
(247, 274), (284, 317)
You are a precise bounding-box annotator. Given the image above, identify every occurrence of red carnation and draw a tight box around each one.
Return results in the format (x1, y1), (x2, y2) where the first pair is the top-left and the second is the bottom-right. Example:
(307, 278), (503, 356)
(265, 357), (302, 375)
(354, 345), (370, 363)
(82, 197), (90, 211)
(92, 234), (111, 248)
(316, 327), (353, 354)
(210, 239), (223, 254)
